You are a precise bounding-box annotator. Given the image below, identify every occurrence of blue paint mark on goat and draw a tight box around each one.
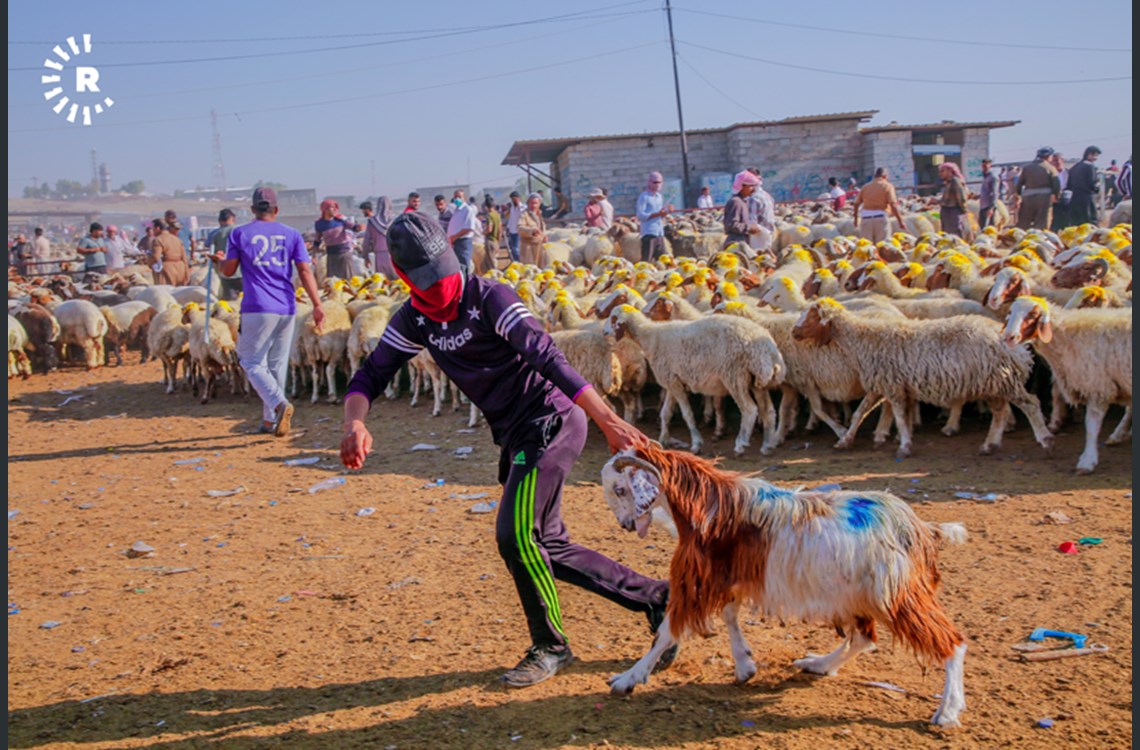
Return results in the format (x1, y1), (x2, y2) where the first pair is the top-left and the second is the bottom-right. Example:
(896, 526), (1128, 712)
(755, 483), (795, 504)
(844, 497), (879, 530)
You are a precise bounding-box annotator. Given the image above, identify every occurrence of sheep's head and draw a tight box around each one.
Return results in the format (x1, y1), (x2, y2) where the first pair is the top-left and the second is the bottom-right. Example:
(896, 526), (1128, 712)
(983, 267), (1030, 310)
(856, 261), (891, 292)
(602, 450), (664, 538)
(802, 268), (833, 299)
(792, 298), (844, 345)
(712, 300), (748, 317)
(644, 294), (676, 321)
(1066, 285), (1109, 309)
(710, 281), (740, 308)
(875, 241), (907, 264)
(1051, 254), (1110, 289)
(1003, 296), (1052, 347)
(603, 304), (640, 341)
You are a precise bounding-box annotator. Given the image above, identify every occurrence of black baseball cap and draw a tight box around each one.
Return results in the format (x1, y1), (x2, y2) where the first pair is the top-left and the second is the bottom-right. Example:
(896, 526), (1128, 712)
(388, 211), (461, 290)
(252, 186), (278, 209)
(358, 200), (373, 211)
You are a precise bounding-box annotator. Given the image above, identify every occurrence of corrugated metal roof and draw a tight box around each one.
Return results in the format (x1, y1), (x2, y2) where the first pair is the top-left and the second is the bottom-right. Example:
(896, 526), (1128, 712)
(502, 110), (879, 165)
(860, 120), (1019, 134)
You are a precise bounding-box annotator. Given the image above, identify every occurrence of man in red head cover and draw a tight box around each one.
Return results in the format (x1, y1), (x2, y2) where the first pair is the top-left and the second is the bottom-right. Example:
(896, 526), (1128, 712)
(341, 212), (674, 688)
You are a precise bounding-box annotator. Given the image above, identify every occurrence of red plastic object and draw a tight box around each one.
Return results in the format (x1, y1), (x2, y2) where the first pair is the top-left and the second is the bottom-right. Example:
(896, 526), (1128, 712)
(1057, 541), (1080, 554)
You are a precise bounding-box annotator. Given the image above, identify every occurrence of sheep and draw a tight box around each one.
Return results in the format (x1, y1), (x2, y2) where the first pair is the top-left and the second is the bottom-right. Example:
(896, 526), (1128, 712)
(100, 301), (157, 366)
(183, 305), (242, 404)
(147, 304), (191, 394)
(127, 285), (179, 311)
(792, 298), (1053, 458)
(346, 304), (393, 377)
(759, 275), (905, 318)
(605, 305), (785, 455)
(551, 327), (622, 401)
(10, 303), (60, 372)
(1002, 297), (1132, 473)
(299, 301), (353, 404)
(8, 315), (32, 378)
(53, 299), (109, 370)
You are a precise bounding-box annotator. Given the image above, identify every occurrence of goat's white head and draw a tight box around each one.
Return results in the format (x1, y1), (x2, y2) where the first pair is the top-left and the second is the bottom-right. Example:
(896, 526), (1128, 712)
(601, 451), (663, 539)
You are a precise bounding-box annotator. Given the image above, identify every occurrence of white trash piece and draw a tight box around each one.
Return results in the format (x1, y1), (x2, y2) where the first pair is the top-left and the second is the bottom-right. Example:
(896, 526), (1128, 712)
(308, 477), (347, 494)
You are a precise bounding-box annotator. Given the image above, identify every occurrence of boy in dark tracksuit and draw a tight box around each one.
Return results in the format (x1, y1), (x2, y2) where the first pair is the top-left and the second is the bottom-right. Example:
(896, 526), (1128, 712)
(341, 212), (671, 687)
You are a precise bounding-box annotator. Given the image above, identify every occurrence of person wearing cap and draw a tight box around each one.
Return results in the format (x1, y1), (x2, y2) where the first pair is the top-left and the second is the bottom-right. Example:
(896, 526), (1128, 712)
(315, 199), (363, 281)
(210, 187), (325, 437)
(340, 212), (671, 689)
(696, 185), (715, 210)
(853, 167), (907, 243)
(505, 191), (525, 262)
(76, 222), (109, 277)
(583, 188), (607, 229)
(362, 197), (396, 277)
(208, 208), (241, 300)
(636, 172), (672, 262)
(446, 189), (481, 271)
(1066, 146), (1102, 227)
(164, 210), (194, 254)
(1015, 147), (1061, 230)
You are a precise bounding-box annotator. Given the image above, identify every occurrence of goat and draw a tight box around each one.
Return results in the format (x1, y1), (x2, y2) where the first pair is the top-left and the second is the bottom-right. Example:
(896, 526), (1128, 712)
(601, 444), (969, 728)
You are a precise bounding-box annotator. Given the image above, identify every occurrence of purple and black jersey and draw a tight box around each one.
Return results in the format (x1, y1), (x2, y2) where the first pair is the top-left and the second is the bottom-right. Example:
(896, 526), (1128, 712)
(346, 275), (591, 445)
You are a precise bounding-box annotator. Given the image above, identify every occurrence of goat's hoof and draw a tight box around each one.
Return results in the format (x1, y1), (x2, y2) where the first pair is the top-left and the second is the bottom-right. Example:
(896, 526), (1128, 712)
(1074, 463), (1096, 475)
(895, 446), (912, 459)
(978, 443), (998, 455)
(1047, 420), (1064, 433)
(941, 426), (959, 437)
(930, 707), (962, 729)
(734, 661), (757, 684)
(607, 672), (639, 696)
(793, 654), (836, 676)
(1040, 437), (1055, 454)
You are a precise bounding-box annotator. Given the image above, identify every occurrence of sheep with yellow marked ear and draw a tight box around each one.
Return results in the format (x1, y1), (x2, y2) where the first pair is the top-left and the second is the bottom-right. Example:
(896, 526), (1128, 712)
(605, 303), (784, 455)
(182, 301), (242, 403)
(792, 297), (1053, 458)
(1002, 296), (1131, 473)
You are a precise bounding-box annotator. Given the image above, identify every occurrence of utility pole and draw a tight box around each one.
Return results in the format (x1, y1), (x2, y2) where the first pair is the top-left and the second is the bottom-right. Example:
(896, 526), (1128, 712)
(665, 0), (691, 208)
(210, 109), (227, 197)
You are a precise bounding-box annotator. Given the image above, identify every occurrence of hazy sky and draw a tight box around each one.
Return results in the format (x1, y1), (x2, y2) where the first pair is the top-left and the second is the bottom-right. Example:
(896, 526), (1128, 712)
(7, 0), (1133, 200)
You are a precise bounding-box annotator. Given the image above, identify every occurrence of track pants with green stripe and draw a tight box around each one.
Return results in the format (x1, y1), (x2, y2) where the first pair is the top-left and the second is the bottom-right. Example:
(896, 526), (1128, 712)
(495, 407), (668, 648)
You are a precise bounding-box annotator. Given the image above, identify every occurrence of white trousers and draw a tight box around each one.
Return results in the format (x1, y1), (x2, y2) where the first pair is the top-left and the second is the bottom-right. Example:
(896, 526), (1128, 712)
(237, 312), (295, 423)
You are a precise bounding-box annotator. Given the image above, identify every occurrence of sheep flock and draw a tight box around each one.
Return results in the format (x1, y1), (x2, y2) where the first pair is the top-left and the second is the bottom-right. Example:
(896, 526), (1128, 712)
(8, 196), (1132, 474)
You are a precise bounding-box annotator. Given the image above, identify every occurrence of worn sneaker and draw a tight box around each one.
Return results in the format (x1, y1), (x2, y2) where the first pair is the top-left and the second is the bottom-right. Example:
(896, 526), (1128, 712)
(647, 599), (679, 672)
(273, 401), (294, 437)
(501, 645), (574, 688)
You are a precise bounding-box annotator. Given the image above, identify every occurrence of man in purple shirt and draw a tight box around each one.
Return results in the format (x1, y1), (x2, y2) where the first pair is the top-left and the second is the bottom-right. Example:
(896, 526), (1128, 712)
(340, 212), (672, 688)
(211, 187), (325, 436)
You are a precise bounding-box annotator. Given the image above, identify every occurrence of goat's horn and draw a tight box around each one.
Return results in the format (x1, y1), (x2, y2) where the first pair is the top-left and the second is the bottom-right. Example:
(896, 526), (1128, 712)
(610, 453), (662, 481)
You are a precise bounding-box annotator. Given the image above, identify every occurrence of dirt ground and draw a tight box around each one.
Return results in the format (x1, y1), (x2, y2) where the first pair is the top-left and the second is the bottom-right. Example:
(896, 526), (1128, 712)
(7, 357), (1133, 750)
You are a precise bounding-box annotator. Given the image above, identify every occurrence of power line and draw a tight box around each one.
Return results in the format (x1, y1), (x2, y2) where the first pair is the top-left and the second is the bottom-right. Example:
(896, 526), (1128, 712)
(7, 15), (624, 109)
(673, 7), (1132, 54)
(8, 41), (664, 133)
(680, 40), (1133, 85)
(675, 53), (763, 120)
(8, 6), (655, 71)
(7, 1), (652, 46)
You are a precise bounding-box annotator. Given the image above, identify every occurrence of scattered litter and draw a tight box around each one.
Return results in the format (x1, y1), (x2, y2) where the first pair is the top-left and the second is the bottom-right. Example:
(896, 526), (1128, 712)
(1037, 718), (1054, 729)
(58, 395), (86, 407)
(812, 483), (841, 492)
(469, 501), (498, 514)
(422, 478), (446, 488)
(1057, 541), (1080, 554)
(284, 456), (321, 466)
(127, 541), (156, 559)
(277, 595), (292, 603)
(741, 720), (756, 727)
(8, 603), (19, 616)
(511, 736), (523, 742)
(1019, 644), (1108, 662)
(456, 492), (489, 500)
(79, 691), (122, 704)
(479, 573), (493, 580)
(863, 681), (907, 693)
(205, 486), (245, 498)
(215, 542), (227, 548)
(789, 442), (811, 451)
(408, 635), (435, 643)
(308, 477), (346, 494)
(1044, 511), (1074, 525)
(1028, 628), (1087, 648)
(456, 428), (477, 434)
(409, 443), (440, 452)
(8, 509), (20, 521)
(160, 567), (196, 576)
(72, 646), (85, 653)
(1078, 537), (1103, 546)
(387, 576), (422, 590)
(356, 507), (377, 517)
(268, 501), (278, 507)
(954, 491), (1002, 502)
(173, 458), (205, 465)
(40, 621), (62, 629)
(452, 446), (474, 456)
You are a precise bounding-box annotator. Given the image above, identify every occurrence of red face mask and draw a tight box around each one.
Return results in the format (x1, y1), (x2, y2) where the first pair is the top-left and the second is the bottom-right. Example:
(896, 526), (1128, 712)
(393, 267), (464, 323)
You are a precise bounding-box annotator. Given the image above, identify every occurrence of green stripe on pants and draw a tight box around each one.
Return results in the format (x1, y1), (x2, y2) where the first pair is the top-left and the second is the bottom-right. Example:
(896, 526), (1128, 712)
(514, 467), (566, 637)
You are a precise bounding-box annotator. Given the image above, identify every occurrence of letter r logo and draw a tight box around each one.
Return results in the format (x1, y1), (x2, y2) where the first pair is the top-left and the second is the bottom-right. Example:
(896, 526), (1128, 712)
(76, 66), (100, 92)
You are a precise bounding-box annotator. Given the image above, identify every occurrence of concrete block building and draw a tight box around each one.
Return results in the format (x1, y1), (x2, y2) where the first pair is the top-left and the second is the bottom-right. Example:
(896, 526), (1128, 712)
(502, 111), (1017, 215)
